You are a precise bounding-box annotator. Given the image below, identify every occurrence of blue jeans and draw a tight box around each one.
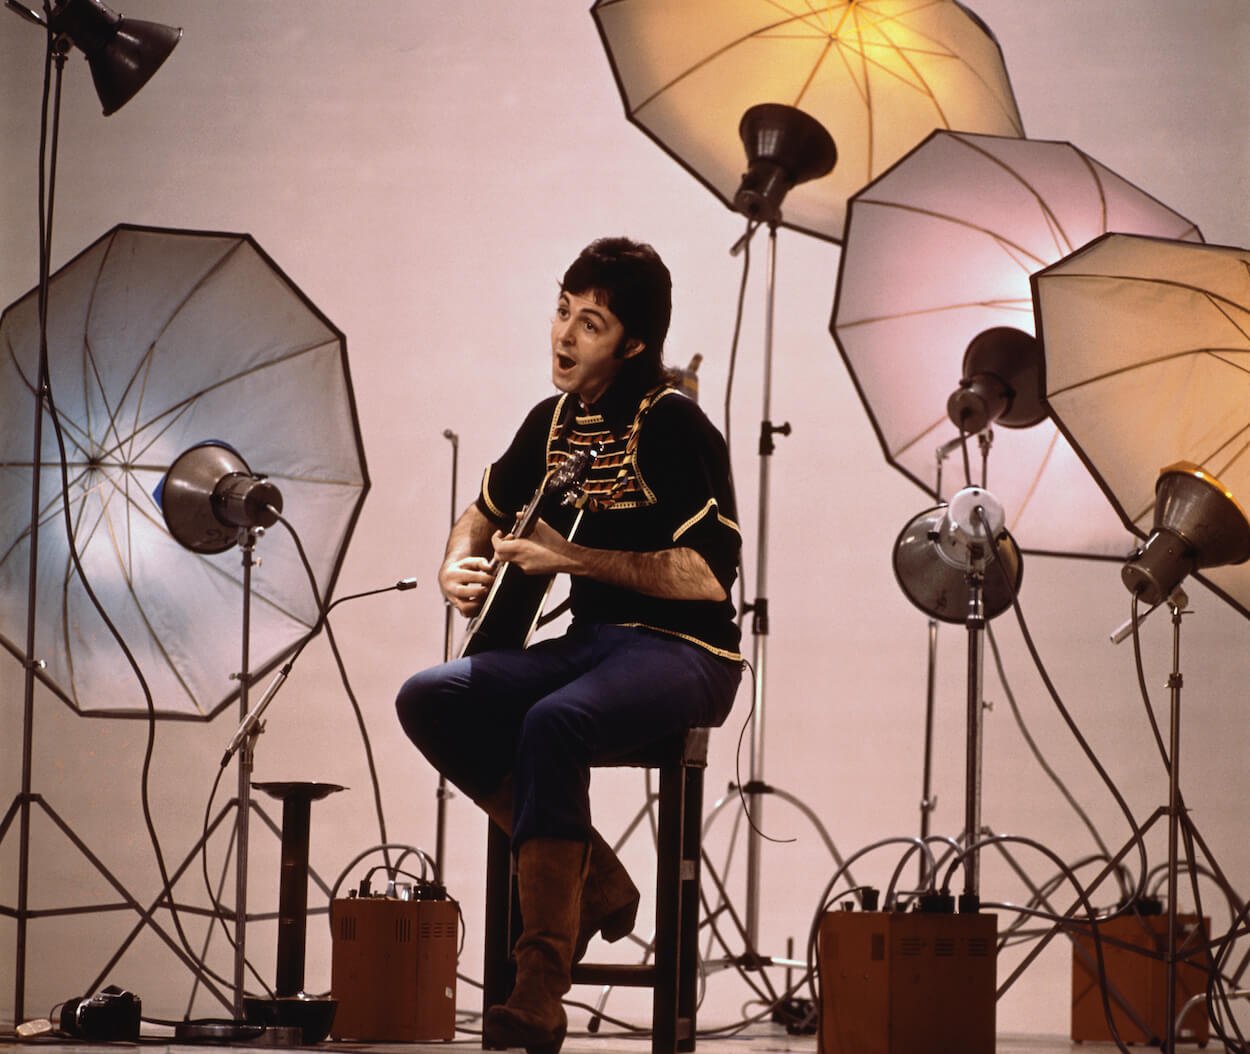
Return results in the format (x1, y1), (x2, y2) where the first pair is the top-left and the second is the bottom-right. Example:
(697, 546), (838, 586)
(395, 623), (742, 846)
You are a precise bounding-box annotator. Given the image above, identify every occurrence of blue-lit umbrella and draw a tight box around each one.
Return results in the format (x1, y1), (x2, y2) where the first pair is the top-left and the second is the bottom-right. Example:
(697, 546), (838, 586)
(0, 224), (369, 718)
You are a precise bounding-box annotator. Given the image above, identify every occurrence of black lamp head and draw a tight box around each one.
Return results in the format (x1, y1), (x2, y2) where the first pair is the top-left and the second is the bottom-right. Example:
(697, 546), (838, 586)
(156, 441), (283, 555)
(1122, 462), (1250, 606)
(733, 103), (837, 225)
(48, 0), (181, 115)
(946, 326), (1046, 434)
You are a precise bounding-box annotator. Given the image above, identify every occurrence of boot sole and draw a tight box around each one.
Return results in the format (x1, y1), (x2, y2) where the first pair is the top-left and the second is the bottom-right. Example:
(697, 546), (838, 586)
(483, 1008), (566, 1054)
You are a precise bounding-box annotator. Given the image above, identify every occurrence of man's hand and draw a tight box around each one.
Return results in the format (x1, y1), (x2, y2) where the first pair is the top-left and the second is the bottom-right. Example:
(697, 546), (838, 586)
(440, 554), (495, 616)
(490, 519), (572, 577)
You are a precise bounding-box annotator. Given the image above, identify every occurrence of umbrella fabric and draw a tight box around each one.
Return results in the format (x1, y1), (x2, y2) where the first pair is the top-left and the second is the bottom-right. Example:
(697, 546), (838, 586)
(0, 224), (369, 719)
(591, 0), (1023, 243)
(1037, 232), (1250, 615)
(832, 130), (1203, 558)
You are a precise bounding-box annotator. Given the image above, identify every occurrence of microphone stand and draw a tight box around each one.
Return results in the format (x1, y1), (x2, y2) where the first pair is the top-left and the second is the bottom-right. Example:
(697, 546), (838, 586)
(435, 428), (459, 877)
(217, 550), (418, 1016)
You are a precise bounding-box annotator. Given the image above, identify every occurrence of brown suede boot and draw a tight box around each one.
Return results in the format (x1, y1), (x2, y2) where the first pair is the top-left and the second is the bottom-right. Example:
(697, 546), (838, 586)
(575, 829), (640, 961)
(483, 837), (588, 1054)
(474, 784), (639, 962)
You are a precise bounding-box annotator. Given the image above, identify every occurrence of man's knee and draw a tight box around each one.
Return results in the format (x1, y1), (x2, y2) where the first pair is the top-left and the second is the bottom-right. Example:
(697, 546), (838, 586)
(395, 664), (458, 744)
(518, 695), (588, 755)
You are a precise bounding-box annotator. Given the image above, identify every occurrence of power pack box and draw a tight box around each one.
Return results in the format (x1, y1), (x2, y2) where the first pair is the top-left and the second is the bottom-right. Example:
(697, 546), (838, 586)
(818, 909), (996, 1054)
(330, 896), (458, 1041)
(1071, 912), (1209, 1045)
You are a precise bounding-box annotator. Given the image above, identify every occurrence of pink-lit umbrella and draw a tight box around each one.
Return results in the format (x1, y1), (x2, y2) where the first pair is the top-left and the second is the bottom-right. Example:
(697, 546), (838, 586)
(832, 130), (1203, 557)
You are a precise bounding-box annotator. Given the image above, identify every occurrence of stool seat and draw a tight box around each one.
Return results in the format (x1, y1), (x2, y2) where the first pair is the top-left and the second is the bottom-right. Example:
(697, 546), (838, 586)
(483, 727), (709, 1054)
(600, 727), (709, 769)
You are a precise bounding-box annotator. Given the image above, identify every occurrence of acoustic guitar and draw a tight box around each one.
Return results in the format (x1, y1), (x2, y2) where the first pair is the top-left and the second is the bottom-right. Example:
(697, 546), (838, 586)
(458, 447), (597, 657)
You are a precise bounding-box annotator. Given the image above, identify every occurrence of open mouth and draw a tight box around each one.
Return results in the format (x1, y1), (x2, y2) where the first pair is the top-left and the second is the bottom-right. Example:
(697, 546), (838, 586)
(556, 353), (575, 370)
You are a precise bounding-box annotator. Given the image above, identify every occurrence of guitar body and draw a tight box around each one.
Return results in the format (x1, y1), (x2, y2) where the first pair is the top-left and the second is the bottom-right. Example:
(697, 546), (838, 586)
(458, 562), (561, 657)
(458, 451), (593, 658)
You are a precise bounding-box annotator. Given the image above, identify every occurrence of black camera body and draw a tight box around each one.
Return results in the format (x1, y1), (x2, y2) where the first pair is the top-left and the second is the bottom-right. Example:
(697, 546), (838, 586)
(60, 984), (141, 1042)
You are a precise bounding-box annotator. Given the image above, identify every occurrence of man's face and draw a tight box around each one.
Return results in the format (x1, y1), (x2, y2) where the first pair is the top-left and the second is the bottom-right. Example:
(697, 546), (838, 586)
(550, 288), (642, 405)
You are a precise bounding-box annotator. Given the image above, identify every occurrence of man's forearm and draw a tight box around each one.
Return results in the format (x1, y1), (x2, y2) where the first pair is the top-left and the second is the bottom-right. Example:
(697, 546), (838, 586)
(566, 542), (727, 602)
(445, 503), (495, 564)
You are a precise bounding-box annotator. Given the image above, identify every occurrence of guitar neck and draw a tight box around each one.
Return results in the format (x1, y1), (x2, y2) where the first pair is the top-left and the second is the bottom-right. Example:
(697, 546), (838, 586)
(460, 450), (593, 658)
(483, 491), (544, 574)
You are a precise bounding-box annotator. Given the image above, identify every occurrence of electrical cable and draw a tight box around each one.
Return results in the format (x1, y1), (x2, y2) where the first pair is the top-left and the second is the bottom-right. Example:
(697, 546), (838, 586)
(195, 756), (276, 999)
(270, 510), (398, 871)
(960, 832), (1134, 1054)
(721, 216), (755, 632)
(28, 28), (235, 1010)
(183, 512), (418, 1001)
(970, 507), (1169, 1047)
(977, 508), (1149, 896)
(985, 621), (1113, 859)
(1128, 592), (1174, 772)
(993, 854), (1135, 948)
(724, 657), (793, 846)
(801, 837), (937, 1016)
(979, 500), (1250, 1044)
(1209, 892), (1250, 1050)
(25, 27), (420, 1020)
(1127, 592), (1248, 1039)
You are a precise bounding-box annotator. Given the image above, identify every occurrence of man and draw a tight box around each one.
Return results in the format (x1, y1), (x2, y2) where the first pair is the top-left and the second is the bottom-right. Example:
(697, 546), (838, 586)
(396, 237), (742, 1054)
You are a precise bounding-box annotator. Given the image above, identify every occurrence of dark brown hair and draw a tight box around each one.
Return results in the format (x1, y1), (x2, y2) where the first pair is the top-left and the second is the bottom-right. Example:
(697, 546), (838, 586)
(560, 237), (672, 390)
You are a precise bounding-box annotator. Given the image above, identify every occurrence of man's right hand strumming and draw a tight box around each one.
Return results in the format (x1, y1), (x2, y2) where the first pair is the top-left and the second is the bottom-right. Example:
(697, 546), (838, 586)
(440, 554), (495, 616)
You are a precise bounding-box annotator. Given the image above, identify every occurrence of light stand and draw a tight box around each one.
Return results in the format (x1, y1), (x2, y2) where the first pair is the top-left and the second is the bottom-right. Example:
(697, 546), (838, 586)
(233, 527), (260, 1015)
(916, 435), (973, 885)
(997, 587), (1241, 1048)
(1162, 596), (1190, 1051)
(156, 440), (284, 1017)
(998, 464), (1250, 1048)
(3, 1), (179, 1023)
(893, 484), (1022, 901)
(701, 102), (847, 983)
(909, 328), (1044, 896)
(1125, 464), (1250, 1052)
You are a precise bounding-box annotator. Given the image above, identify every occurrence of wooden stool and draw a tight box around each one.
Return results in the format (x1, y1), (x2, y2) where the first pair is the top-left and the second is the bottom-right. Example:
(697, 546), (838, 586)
(482, 727), (710, 1054)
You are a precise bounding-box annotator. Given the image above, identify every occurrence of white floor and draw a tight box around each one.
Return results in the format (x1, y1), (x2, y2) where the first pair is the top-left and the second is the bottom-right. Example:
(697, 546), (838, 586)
(0, 1030), (1102, 1054)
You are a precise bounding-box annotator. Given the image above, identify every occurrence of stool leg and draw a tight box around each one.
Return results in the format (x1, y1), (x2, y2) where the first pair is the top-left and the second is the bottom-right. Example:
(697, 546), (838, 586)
(652, 761), (683, 1054)
(483, 823), (516, 1048)
(677, 763), (705, 1053)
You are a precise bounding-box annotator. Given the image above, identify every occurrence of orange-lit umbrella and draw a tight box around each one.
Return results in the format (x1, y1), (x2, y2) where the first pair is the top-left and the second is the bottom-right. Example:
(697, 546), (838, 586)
(591, 0), (1024, 242)
(1038, 233), (1250, 612)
